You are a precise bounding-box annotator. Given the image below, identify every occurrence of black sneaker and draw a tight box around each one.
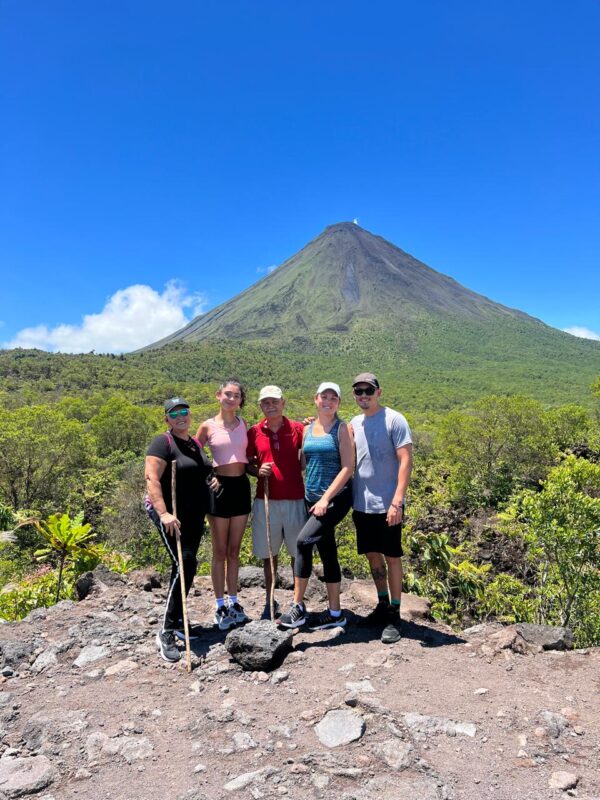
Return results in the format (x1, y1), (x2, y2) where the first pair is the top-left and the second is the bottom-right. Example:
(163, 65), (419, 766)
(278, 602), (306, 629)
(381, 608), (402, 644)
(156, 630), (181, 662)
(309, 609), (347, 631)
(260, 599), (281, 620)
(359, 600), (390, 627)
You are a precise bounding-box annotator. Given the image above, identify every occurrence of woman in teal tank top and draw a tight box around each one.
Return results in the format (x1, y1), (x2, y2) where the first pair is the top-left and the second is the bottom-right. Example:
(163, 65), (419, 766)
(278, 382), (354, 631)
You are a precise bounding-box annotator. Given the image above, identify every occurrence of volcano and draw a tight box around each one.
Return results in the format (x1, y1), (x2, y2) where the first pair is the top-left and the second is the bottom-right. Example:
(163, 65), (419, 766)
(139, 222), (599, 410)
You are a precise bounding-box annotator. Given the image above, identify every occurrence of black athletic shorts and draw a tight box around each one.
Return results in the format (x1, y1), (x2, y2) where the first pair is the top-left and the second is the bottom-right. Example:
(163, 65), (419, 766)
(209, 474), (251, 518)
(352, 510), (403, 557)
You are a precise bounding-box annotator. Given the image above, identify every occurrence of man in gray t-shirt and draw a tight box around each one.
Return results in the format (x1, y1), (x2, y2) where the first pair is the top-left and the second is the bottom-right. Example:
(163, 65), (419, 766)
(349, 372), (413, 644)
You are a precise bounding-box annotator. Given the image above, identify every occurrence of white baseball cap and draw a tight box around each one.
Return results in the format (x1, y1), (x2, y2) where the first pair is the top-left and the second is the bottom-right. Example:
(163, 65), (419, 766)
(258, 385), (283, 401)
(316, 382), (341, 398)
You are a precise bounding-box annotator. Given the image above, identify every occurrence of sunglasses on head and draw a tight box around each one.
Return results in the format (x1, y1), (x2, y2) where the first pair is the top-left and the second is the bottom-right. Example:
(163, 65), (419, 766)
(353, 386), (376, 396)
(167, 408), (190, 418)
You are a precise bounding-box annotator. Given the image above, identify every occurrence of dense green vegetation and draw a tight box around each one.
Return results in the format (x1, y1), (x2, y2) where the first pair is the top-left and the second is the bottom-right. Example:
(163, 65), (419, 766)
(0, 347), (599, 646)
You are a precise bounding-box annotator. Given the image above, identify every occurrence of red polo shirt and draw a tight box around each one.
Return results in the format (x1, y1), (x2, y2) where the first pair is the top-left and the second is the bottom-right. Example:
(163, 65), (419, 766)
(246, 417), (305, 500)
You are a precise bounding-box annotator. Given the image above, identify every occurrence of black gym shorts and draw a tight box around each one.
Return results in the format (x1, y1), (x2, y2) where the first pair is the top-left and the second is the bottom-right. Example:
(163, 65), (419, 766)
(352, 510), (403, 557)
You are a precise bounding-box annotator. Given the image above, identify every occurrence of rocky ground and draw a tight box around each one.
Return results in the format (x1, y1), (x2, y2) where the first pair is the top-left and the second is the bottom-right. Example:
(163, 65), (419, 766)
(0, 566), (598, 800)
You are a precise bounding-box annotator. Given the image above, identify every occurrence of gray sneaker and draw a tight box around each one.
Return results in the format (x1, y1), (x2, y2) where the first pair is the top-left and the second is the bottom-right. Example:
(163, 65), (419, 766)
(214, 606), (236, 631)
(156, 630), (181, 662)
(381, 609), (402, 644)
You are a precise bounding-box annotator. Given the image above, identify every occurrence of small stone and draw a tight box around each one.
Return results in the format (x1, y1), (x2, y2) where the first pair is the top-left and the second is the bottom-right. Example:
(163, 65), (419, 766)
(194, 763), (207, 773)
(474, 687), (489, 695)
(31, 650), (58, 674)
(104, 659), (138, 676)
(314, 710), (366, 748)
(0, 755), (56, 796)
(271, 670), (289, 684)
(75, 767), (92, 779)
(73, 645), (109, 668)
(232, 732), (257, 751)
(224, 767), (276, 791)
(548, 771), (578, 790)
(345, 680), (375, 693)
(120, 737), (154, 763)
(374, 739), (414, 771)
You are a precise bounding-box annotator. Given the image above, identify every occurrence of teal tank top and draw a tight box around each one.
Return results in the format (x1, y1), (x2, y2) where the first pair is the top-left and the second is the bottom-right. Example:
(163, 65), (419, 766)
(304, 419), (341, 503)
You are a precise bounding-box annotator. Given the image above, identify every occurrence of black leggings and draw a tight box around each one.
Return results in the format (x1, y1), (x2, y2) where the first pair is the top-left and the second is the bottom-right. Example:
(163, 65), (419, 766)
(145, 502), (204, 632)
(294, 487), (352, 584)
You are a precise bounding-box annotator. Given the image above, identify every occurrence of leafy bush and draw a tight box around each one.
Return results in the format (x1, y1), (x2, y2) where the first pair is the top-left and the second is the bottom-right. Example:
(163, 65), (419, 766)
(501, 456), (600, 645)
(0, 565), (75, 621)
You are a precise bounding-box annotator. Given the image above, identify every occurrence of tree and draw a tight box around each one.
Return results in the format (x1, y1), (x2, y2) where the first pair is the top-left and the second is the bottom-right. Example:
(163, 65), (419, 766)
(90, 396), (157, 457)
(501, 456), (600, 644)
(438, 395), (557, 508)
(545, 404), (593, 452)
(0, 405), (94, 512)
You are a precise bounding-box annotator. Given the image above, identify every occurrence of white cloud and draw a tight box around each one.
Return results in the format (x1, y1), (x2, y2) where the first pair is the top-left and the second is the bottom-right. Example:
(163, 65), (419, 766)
(562, 326), (600, 341)
(3, 281), (209, 354)
(256, 264), (279, 275)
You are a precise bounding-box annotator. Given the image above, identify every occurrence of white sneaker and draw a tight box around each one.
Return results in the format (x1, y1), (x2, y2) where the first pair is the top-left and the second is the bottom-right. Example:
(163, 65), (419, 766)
(228, 601), (250, 624)
(214, 606), (235, 631)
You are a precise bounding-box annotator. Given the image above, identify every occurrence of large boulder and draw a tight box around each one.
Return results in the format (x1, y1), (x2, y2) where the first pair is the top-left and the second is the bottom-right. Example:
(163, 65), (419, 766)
(225, 620), (293, 671)
(237, 566), (265, 588)
(515, 623), (574, 651)
(75, 565), (125, 601)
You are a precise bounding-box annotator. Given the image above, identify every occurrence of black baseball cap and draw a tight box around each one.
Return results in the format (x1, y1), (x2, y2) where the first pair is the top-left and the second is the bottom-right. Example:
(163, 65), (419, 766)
(164, 397), (190, 413)
(352, 372), (380, 389)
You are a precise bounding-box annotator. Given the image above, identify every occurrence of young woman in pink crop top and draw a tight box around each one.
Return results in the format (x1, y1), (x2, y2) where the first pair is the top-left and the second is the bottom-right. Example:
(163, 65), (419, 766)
(196, 378), (251, 631)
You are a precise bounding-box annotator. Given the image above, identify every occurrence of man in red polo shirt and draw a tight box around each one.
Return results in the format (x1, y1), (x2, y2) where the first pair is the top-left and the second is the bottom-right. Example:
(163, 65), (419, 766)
(247, 385), (307, 619)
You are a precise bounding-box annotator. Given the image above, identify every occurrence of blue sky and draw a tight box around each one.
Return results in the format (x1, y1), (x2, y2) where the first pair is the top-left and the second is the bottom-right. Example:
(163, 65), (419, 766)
(1, 1), (599, 352)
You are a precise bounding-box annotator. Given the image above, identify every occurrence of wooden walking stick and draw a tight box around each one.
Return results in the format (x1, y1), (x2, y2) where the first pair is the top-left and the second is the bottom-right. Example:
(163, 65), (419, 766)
(171, 460), (192, 673)
(264, 476), (276, 622)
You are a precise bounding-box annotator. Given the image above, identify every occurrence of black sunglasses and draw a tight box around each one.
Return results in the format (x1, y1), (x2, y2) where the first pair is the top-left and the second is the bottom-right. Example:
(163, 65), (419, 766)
(353, 386), (376, 396)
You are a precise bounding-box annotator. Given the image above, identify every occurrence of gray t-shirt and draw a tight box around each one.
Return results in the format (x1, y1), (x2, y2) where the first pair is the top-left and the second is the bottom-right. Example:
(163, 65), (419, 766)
(351, 406), (412, 514)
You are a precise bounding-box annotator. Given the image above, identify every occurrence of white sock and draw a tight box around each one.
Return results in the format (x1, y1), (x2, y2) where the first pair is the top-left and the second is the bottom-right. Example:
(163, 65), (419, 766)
(216, 597), (225, 609)
(329, 608), (341, 618)
(229, 595), (238, 606)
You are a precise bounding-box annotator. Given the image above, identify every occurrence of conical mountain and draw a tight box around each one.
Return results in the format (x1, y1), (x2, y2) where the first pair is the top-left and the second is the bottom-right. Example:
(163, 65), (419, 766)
(141, 222), (599, 410)
(151, 222), (531, 346)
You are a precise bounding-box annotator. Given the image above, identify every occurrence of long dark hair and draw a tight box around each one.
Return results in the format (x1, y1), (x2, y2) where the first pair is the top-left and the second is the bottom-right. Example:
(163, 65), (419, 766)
(219, 378), (246, 409)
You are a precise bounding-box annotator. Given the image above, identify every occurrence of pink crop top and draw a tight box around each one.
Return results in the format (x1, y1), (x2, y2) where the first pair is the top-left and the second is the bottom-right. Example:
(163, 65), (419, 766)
(205, 418), (249, 466)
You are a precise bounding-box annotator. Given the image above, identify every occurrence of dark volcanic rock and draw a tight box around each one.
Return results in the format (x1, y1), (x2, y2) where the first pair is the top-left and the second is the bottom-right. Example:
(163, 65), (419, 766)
(516, 623), (574, 651)
(75, 565), (125, 600)
(237, 567), (265, 588)
(225, 620), (293, 671)
(0, 637), (43, 669)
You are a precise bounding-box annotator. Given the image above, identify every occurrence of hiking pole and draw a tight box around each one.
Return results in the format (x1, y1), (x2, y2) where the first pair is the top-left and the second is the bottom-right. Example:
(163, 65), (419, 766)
(264, 476), (276, 621)
(172, 460), (192, 673)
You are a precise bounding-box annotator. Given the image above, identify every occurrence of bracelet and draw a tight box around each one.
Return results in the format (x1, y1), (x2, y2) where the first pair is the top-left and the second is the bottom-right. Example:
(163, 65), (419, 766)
(391, 501), (405, 511)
